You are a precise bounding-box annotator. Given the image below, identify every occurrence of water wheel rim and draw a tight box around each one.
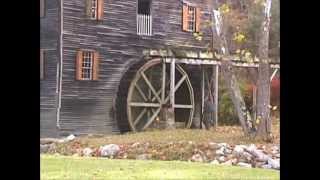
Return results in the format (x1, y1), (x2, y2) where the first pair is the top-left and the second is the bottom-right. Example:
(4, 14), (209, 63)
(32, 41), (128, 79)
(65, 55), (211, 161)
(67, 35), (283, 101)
(127, 58), (194, 132)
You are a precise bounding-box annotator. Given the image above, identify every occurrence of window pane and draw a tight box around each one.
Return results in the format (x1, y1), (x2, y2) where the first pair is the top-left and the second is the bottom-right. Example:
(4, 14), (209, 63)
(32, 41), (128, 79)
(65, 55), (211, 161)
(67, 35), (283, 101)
(81, 51), (93, 80)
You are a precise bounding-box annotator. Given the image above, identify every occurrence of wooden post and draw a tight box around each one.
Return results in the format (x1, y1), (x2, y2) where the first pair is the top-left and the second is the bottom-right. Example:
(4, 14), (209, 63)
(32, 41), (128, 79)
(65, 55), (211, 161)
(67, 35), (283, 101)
(214, 65), (219, 127)
(162, 59), (166, 102)
(201, 65), (205, 129)
(167, 58), (175, 129)
(253, 86), (257, 121)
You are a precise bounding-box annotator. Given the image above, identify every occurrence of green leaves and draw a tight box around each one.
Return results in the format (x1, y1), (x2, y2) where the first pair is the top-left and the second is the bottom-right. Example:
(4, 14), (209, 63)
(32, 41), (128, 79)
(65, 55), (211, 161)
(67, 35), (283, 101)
(218, 4), (231, 15)
(193, 32), (203, 41)
(233, 32), (246, 43)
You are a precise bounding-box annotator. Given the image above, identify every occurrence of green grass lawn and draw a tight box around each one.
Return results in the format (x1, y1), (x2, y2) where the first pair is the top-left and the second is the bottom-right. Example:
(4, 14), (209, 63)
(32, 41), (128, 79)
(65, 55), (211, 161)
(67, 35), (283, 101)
(41, 155), (279, 180)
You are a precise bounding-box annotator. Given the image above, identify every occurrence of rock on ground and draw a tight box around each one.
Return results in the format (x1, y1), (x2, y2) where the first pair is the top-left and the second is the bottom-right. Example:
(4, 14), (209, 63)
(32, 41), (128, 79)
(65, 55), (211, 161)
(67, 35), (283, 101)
(136, 154), (152, 160)
(65, 134), (76, 142)
(40, 144), (50, 153)
(237, 162), (252, 168)
(82, 148), (94, 157)
(267, 158), (280, 170)
(99, 144), (120, 157)
(210, 160), (220, 165)
(191, 154), (204, 162)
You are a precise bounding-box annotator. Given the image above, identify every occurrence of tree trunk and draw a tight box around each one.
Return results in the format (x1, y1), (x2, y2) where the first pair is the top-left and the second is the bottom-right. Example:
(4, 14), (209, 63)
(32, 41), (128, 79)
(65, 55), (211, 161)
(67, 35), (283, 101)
(256, 0), (272, 140)
(220, 60), (251, 134)
(212, 10), (252, 135)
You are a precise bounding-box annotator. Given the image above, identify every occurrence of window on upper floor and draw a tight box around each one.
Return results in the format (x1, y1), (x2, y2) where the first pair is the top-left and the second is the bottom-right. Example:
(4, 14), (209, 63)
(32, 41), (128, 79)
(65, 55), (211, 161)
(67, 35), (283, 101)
(137, 0), (152, 36)
(40, 0), (45, 18)
(85, 0), (104, 20)
(76, 50), (100, 80)
(182, 4), (201, 33)
(40, 49), (45, 80)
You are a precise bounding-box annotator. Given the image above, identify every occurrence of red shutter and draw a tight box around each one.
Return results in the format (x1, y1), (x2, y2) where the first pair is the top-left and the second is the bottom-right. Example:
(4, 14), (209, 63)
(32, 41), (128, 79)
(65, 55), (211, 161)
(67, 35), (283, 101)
(76, 50), (83, 80)
(195, 7), (201, 32)
(182, 4), (189, 31)
(92, 51), (100, 80)
(97, 0), (104, 20)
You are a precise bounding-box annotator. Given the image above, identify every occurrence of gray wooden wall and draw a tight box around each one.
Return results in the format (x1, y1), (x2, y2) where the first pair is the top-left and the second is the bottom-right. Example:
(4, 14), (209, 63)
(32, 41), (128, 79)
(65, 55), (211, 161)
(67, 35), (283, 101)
(41, 0), (215, 136)
(40, 0), (60, 137)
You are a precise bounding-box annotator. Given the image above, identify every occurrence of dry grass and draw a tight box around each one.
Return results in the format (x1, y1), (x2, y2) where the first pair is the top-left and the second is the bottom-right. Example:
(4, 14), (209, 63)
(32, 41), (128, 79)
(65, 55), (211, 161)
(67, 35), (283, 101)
(68, 119), (279, 148)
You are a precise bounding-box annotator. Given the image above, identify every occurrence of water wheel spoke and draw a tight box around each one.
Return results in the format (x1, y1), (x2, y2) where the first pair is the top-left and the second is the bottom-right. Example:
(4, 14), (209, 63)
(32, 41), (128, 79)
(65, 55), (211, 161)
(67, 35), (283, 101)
(129, 102), (161, 107)
(151, 88), (162, 102)
(142, 107), (161, 130)
(133, 108), (147, 126)
(163, 75), (187, 104)
(174, 74), (187, 92)
(151, 79), (170, 102)
(134, 84), (148, 101)
(141, 72), (161, 102)
(174, 104), (193, 109)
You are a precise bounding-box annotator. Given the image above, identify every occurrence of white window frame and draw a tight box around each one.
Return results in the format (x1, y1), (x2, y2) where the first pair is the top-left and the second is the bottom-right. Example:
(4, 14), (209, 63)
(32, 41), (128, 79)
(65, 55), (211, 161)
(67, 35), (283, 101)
(187, 6), (196, 32)
(91, 0), (98, 19)
(81, 51), (94, 80)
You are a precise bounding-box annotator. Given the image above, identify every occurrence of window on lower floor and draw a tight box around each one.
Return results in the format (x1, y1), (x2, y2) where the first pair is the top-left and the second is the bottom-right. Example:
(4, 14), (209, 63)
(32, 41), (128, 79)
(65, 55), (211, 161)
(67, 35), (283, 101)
(82, 51), (94, 80)
(76, 50), (100, 80)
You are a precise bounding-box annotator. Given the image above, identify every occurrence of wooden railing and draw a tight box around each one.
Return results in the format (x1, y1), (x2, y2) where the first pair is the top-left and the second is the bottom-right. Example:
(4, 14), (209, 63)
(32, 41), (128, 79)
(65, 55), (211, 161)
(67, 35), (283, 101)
(137, 14), (152, 36)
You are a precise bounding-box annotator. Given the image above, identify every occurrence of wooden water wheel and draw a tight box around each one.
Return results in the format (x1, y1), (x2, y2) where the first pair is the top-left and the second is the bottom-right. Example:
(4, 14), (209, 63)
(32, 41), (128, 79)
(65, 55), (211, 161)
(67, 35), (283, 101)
(127, 58), (194, 132)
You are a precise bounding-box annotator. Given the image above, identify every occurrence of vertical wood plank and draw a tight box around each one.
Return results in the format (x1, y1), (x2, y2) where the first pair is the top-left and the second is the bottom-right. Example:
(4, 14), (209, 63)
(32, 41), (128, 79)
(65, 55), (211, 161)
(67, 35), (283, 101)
(201, 65), (205, 128)
(161, 59), (166, 102)
(253, 85), (257, 121)
(40, 49), (44, 79)
(170, 58), (175, 108)
(214, 65), (219, 127)
(167, 58), (175, 128)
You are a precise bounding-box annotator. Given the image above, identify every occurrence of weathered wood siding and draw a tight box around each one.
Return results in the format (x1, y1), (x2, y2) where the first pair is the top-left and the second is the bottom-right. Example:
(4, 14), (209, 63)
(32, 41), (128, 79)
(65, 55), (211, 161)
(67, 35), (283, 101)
(40, 0), (60, 137)
(59, 0), (215, 135)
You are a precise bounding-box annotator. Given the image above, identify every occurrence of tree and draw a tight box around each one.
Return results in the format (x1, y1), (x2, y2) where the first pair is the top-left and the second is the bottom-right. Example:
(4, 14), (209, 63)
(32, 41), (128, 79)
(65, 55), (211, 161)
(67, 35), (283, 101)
(200, 0), (276, 139)
(255, 0), (273, 140)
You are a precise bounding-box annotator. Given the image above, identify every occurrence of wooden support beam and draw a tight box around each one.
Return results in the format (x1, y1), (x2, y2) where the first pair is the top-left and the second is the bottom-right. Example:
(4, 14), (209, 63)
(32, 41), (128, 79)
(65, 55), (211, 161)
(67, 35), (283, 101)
(170, 58), (175, 107)
(174, 104), (193, 108)
(253, 86), (257, 121)
(161, 59), (166, 103)
(167, 58), (175, 128)
(214, 65), (219, 127)
(129, 102), (161, 107)
(201, 66), (205, 129)
(164, 58), (280, 69)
